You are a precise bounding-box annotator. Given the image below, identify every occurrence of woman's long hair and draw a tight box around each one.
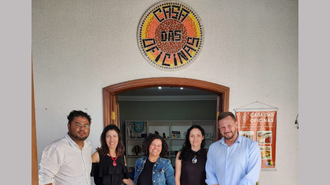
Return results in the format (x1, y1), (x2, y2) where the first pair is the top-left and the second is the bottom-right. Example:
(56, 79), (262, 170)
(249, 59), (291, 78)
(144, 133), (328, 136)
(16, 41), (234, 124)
(179, 125), (205, 160)
(96, 124), (125, 156)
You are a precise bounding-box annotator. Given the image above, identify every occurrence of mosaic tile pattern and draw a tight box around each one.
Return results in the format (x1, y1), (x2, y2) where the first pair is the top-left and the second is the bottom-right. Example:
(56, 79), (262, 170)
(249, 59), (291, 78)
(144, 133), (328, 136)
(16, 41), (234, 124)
(138, 1), (204, 71)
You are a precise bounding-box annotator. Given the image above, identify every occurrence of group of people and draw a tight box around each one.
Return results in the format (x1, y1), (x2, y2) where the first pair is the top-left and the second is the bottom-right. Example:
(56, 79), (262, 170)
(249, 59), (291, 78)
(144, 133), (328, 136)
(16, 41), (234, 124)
(38, 110), (261, 185)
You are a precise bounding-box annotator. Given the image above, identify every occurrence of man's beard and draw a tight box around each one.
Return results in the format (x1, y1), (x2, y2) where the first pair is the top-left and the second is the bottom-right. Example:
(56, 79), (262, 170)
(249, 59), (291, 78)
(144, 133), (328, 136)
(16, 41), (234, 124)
(223, 130), (236, 140)
(69, 132), (88, 140)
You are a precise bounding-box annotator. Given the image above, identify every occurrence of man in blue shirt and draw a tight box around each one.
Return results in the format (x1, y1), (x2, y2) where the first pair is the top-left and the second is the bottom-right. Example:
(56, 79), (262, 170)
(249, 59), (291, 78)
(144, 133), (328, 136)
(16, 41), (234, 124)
(205, 112), (261, 185)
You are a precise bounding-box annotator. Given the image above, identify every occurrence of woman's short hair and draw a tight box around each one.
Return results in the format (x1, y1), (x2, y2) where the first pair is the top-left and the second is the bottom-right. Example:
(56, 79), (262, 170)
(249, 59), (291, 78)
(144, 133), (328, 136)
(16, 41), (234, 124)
(142, 133), (169, 157)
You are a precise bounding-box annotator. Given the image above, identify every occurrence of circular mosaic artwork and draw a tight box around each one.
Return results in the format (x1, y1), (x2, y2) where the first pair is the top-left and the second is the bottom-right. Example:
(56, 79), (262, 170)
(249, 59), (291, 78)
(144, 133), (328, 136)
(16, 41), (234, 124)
(137, 1), (204, 71)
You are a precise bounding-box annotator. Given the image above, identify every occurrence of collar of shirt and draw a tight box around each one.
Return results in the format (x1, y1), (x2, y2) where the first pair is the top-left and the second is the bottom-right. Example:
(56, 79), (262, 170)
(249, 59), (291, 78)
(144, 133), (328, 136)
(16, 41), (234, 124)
(219, 132), (242, 146)
(65, 133), (91, 149)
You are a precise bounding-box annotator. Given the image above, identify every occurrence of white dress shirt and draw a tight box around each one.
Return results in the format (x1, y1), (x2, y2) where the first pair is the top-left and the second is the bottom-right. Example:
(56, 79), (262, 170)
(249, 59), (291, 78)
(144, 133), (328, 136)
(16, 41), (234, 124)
(39, 133), (92, 185)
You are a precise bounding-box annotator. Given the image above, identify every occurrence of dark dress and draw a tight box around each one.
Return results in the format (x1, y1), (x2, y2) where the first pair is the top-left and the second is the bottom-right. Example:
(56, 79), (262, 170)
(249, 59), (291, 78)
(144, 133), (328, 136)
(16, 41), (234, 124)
(180, 149), (207, 185)
(91, 152), (128, 185)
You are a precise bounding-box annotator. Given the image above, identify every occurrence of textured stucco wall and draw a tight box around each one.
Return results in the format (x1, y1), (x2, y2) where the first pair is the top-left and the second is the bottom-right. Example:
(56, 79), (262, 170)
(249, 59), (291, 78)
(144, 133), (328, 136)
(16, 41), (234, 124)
(32, 0), (298, 184)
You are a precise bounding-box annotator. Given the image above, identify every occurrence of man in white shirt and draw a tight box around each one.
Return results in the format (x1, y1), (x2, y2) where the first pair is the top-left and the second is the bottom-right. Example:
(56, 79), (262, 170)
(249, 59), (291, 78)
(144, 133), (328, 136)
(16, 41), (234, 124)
(39, 110), (93, 185)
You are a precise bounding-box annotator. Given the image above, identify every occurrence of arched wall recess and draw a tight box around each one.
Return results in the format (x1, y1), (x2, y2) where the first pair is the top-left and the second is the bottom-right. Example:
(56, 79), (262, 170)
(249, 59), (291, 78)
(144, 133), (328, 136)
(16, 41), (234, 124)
(102, 77), (230, 141)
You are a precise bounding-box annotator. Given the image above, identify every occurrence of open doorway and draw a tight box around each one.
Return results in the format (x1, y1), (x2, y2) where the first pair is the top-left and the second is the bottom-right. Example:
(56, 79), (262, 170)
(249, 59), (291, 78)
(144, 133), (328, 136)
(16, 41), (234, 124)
(117, 86), (219, 167)
(117, 86), (218, 140)
(102, 77), (230, 141)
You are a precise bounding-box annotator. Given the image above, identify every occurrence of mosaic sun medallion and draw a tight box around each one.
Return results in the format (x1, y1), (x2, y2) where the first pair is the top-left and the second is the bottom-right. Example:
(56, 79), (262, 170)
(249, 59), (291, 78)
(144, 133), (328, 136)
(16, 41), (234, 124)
(137, 1), (204, 71)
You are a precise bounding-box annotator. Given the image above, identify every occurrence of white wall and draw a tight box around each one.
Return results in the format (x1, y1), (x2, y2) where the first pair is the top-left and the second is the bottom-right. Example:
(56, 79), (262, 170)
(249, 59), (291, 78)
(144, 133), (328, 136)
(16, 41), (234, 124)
(32, 0), (298, 184)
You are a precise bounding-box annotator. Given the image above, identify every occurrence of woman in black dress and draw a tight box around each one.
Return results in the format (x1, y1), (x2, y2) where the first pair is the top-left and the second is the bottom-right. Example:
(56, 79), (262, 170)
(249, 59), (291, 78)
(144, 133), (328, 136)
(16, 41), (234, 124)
(91, 124), (134, 185)
(175, 125), (207, 185)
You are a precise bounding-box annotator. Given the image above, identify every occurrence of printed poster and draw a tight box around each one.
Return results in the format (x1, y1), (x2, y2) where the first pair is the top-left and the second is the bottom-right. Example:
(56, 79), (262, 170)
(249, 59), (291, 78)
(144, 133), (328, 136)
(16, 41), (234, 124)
(236, 111), (277, 169)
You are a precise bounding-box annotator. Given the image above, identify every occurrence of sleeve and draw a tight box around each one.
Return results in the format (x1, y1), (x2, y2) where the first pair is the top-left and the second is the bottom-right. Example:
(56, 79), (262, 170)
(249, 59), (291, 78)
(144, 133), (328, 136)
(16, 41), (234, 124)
(133, 158), (140, 183)
(38, 145), (61, 185)
(128, 167), (135, 180)
(238, 142), (262, 185)
(205, 144), (219, 185)
(164, 160), (175, 185)
(91, 163), (103, 185)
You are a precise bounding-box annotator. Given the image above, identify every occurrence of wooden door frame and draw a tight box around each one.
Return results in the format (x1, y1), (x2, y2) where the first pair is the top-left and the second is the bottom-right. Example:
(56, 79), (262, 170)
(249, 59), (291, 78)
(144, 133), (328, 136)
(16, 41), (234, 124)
(102, 77), (229, 141)
(32, 56), (39, 185)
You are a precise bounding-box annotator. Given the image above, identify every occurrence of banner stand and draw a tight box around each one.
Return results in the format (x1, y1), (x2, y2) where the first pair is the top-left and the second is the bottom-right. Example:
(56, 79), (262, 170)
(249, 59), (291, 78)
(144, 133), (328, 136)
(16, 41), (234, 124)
(234, 101), (278, 170)
(233, 101), (278, 112)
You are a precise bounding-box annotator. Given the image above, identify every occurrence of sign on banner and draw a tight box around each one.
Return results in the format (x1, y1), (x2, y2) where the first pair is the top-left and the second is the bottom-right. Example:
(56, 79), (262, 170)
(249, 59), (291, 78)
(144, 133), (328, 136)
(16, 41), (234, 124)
(236, 111), (277, 169)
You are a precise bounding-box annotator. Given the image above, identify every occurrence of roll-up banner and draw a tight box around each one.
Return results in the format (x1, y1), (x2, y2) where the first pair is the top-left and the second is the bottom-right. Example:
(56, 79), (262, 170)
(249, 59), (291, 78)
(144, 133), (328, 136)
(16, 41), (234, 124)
(236, 110), (277, 170)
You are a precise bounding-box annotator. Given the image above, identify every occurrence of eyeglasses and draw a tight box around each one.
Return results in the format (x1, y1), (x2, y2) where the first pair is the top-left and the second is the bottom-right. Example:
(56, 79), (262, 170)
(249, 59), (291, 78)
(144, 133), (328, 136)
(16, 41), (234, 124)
(74, 123), (90, 129)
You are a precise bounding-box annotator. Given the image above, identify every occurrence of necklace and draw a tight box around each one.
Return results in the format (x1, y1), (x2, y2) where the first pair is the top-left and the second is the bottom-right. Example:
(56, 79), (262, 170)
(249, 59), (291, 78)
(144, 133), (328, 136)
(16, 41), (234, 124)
(191, 149), (200, 164)
(192, 154), (197, 164)
(108, 154), (118, 166)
